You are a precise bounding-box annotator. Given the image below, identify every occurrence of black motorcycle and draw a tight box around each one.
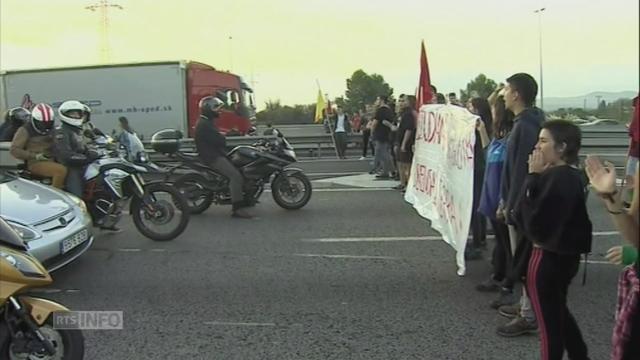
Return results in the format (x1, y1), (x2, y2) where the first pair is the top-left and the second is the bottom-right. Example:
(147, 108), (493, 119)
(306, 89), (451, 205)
(153, 129), (312, 214)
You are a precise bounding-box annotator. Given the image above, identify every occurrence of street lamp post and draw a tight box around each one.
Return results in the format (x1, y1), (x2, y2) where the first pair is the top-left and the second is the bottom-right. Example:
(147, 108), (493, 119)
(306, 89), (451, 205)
(534, 7), (545, 111)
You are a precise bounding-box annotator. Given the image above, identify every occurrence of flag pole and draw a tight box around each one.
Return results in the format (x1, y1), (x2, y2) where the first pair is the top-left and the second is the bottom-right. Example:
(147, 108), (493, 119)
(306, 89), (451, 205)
(324, 92), (341, 159)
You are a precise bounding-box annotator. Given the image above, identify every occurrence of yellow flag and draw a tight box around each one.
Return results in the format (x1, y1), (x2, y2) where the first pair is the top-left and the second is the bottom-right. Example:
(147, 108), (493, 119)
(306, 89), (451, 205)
(314, 89), (326, 123)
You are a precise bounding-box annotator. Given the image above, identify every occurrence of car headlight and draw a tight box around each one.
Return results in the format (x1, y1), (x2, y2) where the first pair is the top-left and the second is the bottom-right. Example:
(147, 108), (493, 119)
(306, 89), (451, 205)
(0, 249), (47, 278)
(6, 221), (41, 241)
(66, 193), (88, 214)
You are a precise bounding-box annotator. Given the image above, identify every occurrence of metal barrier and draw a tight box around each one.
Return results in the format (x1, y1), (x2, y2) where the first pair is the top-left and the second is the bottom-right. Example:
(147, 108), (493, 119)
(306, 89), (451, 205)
(0, 127), (629, 168)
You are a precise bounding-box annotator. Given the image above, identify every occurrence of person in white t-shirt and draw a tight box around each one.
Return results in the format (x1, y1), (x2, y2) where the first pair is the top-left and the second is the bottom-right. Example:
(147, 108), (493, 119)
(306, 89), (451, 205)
(331, 106), (351, 159)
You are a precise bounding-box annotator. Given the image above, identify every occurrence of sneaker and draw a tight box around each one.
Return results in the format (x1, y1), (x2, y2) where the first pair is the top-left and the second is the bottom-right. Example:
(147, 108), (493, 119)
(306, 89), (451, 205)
(359, 156), (366, 160)
(490, 289), (517, 309)
(498, 304), (521, 319)
(496, 316), (538, 337)
(475, 277), (501, 292)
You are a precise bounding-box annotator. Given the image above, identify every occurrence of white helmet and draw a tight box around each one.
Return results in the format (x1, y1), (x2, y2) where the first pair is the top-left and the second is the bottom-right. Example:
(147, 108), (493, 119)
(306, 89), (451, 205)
(58, 100), (87, 128)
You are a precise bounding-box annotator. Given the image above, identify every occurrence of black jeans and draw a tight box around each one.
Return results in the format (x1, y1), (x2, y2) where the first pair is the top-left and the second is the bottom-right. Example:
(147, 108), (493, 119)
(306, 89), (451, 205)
(490, 220), (511, 282)
(362, 129), (373, 157)
(335, 132), (347, 158)
(527, 248), (588, 360)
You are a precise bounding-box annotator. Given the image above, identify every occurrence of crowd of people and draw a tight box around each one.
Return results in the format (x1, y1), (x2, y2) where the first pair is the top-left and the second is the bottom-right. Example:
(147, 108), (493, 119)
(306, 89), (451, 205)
(324, 72), (639, 359)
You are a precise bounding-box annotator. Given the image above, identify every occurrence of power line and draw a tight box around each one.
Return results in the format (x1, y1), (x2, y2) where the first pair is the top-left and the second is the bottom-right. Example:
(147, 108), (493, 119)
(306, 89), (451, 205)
(85, 0), (124, 63)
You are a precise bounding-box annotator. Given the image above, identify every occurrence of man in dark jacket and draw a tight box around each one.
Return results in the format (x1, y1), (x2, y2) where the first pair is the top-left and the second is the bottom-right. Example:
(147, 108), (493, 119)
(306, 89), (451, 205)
(54, 100), (98, 198)
(194, 96), (253, 219)
(495, 73), (545, 337)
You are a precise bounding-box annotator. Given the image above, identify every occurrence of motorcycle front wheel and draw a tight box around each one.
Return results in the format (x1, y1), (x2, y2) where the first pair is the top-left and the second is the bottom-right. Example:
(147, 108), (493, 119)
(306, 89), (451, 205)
(130, 183), (190, 241)
(271, 172), (312, 210)
(1, 318), (84, 360)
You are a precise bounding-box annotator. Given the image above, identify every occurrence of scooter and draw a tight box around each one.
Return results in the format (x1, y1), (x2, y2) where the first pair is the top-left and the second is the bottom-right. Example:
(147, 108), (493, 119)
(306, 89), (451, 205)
(0, 217), (85, 359)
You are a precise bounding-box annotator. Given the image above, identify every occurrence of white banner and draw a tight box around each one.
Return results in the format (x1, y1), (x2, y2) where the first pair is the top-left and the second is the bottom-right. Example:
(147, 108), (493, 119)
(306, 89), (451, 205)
(404, 104), (477, 276)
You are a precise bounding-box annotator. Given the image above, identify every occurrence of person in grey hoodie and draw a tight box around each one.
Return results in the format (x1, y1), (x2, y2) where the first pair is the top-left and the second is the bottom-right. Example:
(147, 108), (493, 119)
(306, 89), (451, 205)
(494, 73), (546, 337)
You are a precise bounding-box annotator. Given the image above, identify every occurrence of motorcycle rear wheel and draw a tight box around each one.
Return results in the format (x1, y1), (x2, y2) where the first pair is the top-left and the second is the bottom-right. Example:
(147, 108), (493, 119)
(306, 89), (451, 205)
(174, 173), (214, 214)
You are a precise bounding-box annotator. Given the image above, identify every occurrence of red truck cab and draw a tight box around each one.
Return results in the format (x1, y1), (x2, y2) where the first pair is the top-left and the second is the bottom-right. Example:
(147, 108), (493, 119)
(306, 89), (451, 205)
(186, 62), (256, 137)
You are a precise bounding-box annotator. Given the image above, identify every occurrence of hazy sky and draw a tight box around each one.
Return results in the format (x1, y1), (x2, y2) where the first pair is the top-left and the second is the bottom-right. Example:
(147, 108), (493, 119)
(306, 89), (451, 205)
(1, 0), (638, 109)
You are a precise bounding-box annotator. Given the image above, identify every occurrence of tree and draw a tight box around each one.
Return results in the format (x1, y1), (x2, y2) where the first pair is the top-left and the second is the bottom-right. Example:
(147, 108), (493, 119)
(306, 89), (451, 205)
(256, 101), (315, 124)
(459, 74), (498, 102)
(344, 70), (393, 114)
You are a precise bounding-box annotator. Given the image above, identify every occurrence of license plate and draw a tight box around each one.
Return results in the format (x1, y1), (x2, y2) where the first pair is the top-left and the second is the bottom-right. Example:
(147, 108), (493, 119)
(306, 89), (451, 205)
(60, 229), (89, 254)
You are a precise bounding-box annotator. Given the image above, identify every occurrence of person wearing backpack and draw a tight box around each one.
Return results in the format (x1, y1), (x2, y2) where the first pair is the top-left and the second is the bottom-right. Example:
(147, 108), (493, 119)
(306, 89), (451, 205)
(475, 91), (515, 292)
(516, 120), (592, 360)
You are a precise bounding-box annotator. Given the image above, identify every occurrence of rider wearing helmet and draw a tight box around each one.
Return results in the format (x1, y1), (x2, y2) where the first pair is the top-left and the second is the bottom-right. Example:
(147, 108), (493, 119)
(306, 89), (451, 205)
(194, 95), (253, 218)
(10, 104), (68, 189)
(54, 100), (98, 197)
(0, 107), (30, 141)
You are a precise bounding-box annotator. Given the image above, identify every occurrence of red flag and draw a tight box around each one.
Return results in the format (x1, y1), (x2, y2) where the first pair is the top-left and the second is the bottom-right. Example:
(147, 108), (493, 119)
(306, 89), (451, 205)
(416, 41), (433, 110)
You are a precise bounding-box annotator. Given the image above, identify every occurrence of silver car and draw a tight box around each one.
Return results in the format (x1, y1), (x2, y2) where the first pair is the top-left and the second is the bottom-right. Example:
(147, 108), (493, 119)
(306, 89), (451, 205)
(0, 170), (94, 271)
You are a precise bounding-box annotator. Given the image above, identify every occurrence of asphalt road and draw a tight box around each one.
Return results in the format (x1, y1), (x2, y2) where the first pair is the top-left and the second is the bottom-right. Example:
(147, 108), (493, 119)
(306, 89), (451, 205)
(34, 181), (626, 360)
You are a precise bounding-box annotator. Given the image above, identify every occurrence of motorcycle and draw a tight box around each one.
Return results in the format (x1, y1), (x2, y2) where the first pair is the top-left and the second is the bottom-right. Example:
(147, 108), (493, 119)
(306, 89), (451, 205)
(18, 133), (190, 242)
(0, 217), (85, 359)
(158, 128), (312, 214)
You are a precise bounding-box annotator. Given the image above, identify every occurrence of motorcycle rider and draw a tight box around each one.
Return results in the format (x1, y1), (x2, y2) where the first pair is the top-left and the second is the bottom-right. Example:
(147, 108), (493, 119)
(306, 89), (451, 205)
(1, 107), (30, 141)
(10, 104), (68, 189)
(194, 95), (253, 219)
(53, 100), (98, 198)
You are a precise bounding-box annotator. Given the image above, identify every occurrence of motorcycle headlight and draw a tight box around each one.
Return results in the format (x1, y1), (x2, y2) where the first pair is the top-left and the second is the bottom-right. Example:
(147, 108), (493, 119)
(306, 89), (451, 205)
(6, 221), (41, 242)
(283, 149), (297, 161)
(0, 249), (47, 278)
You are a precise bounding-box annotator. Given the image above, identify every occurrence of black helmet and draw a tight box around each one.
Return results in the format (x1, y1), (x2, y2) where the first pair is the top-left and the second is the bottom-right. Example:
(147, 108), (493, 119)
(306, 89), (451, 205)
(7, 107), (30, 127)
(199, 96), (224, 119)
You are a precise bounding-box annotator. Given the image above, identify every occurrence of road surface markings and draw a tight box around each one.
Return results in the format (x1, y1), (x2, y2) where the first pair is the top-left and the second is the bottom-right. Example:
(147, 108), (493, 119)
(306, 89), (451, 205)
(204, 321), (276, 327)
(304, 231), (620, 243)
(293, 253), (399, 260)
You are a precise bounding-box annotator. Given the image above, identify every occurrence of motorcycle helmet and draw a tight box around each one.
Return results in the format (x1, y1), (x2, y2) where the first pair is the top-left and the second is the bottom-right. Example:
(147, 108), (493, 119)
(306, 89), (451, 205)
(7, 107), (31, 127)
(30, 103), (55, 135)
(58, 100), (87, 128)
(199, 96), (224, 119)
(82, 103), (92, 123)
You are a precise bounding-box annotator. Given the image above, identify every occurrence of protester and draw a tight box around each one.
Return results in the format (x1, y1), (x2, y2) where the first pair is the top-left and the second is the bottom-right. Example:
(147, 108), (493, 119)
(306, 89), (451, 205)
(476, 91), (515, 292)
(496, 73), (545, 337)
(623, 95), (639, 205)
(331, 106), (351, 159)
(585, 155), (640, 359)
(360, 105), (375, 160)
(371, 96), (395, 179)
(448, 92), (462, 106)
(465, 97), (493, 260)
(394, 95), (417, 191)
(352, 111), (362, 133)
(516, 120), (592, 360)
